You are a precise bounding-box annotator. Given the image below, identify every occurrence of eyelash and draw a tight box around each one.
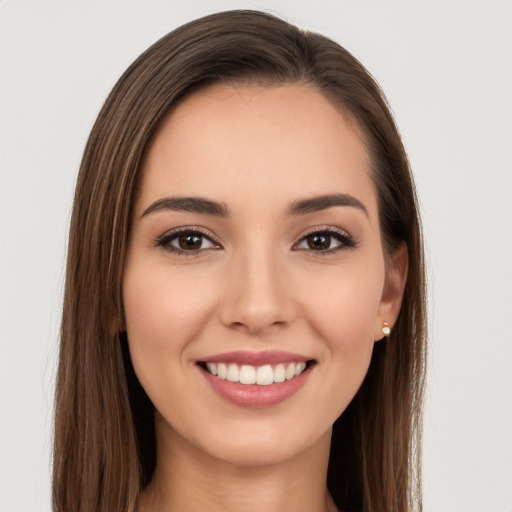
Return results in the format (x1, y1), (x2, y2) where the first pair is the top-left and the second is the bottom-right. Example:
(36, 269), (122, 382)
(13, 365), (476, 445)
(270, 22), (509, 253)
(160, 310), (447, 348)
(154, 226), (357, 256)
(293, 226), (357, 254)
(154, 227), (221, 256)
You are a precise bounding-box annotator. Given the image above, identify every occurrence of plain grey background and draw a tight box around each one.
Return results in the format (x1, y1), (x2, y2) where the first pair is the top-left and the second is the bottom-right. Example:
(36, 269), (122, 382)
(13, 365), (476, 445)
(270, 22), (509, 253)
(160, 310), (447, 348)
(1, 1), (511, 511)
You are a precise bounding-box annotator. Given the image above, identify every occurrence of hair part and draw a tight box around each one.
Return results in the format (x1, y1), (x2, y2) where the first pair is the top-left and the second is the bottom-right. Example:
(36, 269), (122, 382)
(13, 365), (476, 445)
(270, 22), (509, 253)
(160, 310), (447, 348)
(53, 10), (427, 512)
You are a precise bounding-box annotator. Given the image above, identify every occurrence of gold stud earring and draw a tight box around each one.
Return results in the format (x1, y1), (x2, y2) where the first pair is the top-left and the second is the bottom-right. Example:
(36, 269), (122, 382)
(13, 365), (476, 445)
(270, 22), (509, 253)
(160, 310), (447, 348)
(382, 321), (391, 338)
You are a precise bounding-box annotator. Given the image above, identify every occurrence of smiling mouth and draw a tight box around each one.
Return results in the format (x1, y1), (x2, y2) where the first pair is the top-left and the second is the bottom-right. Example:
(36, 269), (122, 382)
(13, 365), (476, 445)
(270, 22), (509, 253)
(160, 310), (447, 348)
(198, 361), (314, 385)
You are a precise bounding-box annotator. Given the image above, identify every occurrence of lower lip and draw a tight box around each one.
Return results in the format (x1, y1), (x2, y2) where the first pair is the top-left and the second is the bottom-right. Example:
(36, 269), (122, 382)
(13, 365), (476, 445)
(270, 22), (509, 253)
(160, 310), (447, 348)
(199, 364), (312, 408)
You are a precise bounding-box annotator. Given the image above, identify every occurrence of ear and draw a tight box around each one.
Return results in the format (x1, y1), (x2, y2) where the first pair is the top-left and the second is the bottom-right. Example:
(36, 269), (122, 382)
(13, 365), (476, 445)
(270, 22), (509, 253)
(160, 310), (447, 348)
(374, 242), (408, 341)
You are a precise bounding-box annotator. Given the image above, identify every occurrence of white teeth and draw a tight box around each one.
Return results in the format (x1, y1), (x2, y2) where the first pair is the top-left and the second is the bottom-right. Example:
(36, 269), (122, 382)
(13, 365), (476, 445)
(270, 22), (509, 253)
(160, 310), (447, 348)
(295, 362), (306, 376)
(256, 365), (274, 385)
(206, 362), (218, 376)
(226, 363), (239, 382)
(274, 364), (286, 383)
(205, 361), (308, 384)
(239, 365), (256, 384)
(217, 363), (227, 379)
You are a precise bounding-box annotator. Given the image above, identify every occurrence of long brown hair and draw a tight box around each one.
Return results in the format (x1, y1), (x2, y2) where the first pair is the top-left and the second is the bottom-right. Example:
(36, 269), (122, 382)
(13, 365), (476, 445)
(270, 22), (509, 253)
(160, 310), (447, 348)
(53, 10), (427, 512)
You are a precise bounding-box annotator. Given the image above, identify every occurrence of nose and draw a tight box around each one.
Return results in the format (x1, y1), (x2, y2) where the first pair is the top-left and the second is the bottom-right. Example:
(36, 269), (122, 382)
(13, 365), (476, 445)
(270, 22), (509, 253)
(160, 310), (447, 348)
(219, 247), (296, 335)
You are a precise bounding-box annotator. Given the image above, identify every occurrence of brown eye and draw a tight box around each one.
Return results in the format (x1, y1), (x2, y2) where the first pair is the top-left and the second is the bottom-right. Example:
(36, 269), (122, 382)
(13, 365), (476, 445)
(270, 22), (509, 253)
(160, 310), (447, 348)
(295, 228), (356, 254)
(178, 234), (203, 250)
(307, 234), (331, 250)
(156, 229), (219, 254)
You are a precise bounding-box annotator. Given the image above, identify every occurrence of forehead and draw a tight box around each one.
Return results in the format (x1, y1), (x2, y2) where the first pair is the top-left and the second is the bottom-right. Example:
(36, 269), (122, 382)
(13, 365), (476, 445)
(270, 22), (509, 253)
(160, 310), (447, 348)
(138, 83), (377, 220)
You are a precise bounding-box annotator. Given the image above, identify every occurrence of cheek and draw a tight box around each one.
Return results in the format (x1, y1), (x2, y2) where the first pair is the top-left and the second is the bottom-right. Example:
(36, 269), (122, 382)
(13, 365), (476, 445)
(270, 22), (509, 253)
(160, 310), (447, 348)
(303, 258), (384, 349)
(124, 260), (215, 339)
(122, 261), (216, 390)
(298, 258), (384, 413)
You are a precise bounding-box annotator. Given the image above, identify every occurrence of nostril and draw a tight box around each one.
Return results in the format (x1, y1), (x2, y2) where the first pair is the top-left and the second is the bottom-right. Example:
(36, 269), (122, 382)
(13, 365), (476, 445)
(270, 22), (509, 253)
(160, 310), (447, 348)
(227, 319), (290, 335)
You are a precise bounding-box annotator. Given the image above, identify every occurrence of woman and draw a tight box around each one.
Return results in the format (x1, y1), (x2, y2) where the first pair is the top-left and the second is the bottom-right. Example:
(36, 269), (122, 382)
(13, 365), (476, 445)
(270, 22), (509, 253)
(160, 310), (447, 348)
(53, 9), (427, 512)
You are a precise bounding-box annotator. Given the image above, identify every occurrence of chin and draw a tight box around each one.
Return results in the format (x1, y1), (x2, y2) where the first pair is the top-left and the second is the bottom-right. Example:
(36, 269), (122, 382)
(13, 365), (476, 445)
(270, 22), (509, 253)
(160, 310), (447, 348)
(177, 415), (333, 468)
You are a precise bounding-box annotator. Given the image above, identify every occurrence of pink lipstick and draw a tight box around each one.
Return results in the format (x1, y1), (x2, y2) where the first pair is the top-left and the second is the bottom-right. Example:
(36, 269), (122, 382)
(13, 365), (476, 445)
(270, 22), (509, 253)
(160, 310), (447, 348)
(197, 350), (314, 408)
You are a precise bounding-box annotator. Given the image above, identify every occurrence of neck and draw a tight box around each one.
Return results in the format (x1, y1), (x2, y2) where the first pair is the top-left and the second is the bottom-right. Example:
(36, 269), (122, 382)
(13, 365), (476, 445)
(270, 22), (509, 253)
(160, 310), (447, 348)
(138, 414), (337, 512)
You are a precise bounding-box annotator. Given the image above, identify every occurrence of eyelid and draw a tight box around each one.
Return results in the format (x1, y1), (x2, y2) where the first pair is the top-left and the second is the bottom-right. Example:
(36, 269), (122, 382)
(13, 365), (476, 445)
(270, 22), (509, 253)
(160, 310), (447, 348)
(153, 224), (356, 255)
(154, 226), (222, 254)
(298, 225), (352, 239)
(293, 225), (357, 252)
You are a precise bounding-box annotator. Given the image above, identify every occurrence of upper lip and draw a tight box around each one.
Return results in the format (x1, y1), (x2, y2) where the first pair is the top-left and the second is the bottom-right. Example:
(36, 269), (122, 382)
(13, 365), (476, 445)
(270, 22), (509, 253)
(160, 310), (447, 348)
(198, 350), (312, 366)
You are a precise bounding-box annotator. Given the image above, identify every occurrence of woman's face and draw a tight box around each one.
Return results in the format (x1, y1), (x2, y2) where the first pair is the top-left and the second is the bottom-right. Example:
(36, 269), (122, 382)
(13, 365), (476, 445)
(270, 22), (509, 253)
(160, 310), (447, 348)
(123, 83), (405, 466)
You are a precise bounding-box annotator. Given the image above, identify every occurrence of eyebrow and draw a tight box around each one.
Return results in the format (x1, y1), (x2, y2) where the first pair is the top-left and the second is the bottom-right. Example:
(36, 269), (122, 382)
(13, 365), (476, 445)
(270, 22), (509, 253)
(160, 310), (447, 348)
(141, 197), (229, 218)
(286, 194), (368, 217)
(140, 193), (368, 219)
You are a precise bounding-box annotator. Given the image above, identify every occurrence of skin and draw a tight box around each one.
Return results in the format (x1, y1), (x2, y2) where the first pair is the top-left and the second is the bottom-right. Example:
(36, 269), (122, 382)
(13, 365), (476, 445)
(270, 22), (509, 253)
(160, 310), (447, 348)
(123, 83), (408, 512)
